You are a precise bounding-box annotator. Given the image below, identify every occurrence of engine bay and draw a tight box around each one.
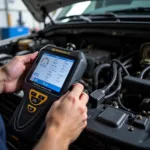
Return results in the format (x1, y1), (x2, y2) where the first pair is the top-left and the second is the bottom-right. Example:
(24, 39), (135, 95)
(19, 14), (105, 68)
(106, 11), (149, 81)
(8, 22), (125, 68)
(1, 24), (150, 150)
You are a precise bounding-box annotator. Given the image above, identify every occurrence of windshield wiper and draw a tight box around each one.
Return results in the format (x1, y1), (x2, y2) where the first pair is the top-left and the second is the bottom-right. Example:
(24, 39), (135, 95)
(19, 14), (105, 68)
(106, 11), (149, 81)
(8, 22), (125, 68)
(110, 7), (150, 14)
(57, 15), (92, 23)
(57, 13), (119, 23)
(89, 12), (118, 17)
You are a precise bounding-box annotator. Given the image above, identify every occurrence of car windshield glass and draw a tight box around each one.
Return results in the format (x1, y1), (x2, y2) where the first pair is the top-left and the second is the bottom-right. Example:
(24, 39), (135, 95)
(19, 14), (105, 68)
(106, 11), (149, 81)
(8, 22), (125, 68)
(53, 0), (150, 21)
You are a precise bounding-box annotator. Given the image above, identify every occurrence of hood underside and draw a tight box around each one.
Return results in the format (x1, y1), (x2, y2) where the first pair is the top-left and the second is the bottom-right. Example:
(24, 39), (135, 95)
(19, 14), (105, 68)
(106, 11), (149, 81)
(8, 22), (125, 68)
(22, 0), (87, 22)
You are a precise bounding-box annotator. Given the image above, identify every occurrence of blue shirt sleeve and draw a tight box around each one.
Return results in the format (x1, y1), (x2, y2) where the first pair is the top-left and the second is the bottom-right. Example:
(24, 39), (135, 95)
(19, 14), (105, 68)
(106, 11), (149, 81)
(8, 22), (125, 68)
(0, 115), (7, 150)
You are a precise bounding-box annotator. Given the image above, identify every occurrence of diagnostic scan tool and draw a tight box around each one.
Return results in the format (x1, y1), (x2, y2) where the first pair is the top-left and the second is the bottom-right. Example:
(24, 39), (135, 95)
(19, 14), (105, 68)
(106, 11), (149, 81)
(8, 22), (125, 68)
(9, 44), (87, 141)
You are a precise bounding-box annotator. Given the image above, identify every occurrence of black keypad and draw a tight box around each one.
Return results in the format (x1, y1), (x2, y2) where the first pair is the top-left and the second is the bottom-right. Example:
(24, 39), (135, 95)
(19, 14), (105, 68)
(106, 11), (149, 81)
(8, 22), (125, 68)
(28, 105), (36, 113)
(28, 106), (34, 112)
(31, 91), (37, 96)
(38, 95), (45, 100)
(31, 97), (41, 105)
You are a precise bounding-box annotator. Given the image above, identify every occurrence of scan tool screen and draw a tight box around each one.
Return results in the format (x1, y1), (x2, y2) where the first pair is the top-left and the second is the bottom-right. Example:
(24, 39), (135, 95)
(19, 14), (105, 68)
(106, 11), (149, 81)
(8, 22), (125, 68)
(30, 53), (75, 92)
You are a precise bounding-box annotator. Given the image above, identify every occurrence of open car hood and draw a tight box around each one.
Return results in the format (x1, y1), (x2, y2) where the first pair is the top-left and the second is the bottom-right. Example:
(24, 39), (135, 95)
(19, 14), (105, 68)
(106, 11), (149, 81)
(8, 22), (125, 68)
(22, 0), (87, 22)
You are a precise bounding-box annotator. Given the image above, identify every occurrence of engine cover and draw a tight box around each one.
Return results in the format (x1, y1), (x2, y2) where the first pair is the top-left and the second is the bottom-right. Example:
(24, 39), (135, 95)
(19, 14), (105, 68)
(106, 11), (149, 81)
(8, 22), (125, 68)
(80, 49), (111, 79)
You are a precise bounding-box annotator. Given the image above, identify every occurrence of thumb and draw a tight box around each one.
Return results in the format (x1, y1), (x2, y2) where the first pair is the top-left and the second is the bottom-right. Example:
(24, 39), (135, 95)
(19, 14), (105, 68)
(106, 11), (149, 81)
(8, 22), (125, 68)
(31, 51), (38, 60)
(20, 51), (38, 64)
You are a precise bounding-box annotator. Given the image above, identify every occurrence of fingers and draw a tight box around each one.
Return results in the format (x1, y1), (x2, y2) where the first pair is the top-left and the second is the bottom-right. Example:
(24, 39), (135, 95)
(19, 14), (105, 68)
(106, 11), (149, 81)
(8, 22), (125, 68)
(56, 83), (88, 107)
(79, 120), (87, 130)
(59, 91), (70, 102)
(19, 51), (38, 64)
(80, 92), (89, 105)
(69, 83), (84, 98)
(82, 121), (87, 128)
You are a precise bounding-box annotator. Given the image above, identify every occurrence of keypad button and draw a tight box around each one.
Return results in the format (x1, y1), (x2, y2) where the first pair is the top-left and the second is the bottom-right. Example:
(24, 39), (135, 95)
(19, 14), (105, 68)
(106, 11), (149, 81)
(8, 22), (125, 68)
(27, 105), (36, 113)
(38, 95), (45, 100)
(31, 91), (37, 96)
(31, 97), (41, 105)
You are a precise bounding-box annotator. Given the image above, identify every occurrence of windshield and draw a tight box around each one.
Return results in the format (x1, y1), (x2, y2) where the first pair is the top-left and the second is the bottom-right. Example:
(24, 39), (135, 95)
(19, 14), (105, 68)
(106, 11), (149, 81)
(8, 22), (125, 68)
(53, 0), (150, 20)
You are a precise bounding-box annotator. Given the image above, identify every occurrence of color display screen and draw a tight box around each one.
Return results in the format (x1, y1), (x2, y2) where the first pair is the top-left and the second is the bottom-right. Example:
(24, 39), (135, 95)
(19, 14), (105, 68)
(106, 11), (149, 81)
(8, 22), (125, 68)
(30, 53), (75, 92)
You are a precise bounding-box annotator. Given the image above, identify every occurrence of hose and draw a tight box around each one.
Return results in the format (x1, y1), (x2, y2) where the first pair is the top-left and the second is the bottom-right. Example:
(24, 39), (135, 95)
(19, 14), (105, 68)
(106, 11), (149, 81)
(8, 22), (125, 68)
(117, 96), (136, 114)
(104, 63), (118, 93)
(123, 58), (132, 66)
(93, 63), (110, 89)
(105, 62), (132, 99)
(105, 68), (122, 99)
(93, 59), (130, 94)
(125, 64), (132, 69)
(140, 66), (150, 79)
(117, 96), (131, 112)
(112, 59), (130, 76)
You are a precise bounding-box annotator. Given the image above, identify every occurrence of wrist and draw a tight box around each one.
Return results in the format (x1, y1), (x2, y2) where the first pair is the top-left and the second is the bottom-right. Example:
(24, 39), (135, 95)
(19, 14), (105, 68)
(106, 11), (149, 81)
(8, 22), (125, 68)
(34, 126), (69, 150)
(44, 126), (70, 149)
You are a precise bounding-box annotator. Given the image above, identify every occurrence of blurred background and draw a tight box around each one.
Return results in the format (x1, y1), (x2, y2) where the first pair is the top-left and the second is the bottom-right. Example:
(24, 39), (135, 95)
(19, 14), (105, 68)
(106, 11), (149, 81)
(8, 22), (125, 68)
(0, 0), (43, 39)
(0, 0), (92, 40)
(1, 0), (145, 40)
(0, 0), (43, 29)
(0, 0), (62, 40)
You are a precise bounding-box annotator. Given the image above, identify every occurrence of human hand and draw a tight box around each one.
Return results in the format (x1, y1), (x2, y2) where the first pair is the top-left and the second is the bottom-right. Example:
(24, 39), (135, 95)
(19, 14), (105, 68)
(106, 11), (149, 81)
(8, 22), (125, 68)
(0, 52), (38, 93)
(45, 83), (89, 145)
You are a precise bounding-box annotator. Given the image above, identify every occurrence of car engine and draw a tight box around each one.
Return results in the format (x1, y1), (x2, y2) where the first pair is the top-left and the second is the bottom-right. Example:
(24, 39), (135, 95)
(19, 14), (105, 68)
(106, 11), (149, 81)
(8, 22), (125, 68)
(1, 23), (150, 150)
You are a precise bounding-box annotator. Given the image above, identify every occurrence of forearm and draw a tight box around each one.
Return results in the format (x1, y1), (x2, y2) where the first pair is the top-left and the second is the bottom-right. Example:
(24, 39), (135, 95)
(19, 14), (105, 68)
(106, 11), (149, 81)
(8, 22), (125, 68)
(33, 127), (69, 150)
(0, 67), (5, 94)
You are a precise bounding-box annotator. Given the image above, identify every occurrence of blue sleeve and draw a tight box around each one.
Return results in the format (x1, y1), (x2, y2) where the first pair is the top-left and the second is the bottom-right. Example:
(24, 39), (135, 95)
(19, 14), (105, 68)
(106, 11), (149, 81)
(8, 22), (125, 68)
(0, 115), (7, 150)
